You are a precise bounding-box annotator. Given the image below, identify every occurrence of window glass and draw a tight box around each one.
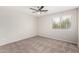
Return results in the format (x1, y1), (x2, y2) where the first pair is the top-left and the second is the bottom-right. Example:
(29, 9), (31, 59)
(52, 15), (71, 29)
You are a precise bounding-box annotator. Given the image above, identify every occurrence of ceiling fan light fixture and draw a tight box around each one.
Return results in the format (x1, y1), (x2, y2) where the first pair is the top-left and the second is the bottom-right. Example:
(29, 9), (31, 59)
(37, 12), (41, 14)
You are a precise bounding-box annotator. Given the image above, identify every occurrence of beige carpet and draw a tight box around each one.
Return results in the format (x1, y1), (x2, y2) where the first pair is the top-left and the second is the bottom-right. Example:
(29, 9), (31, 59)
(0, 36), (79, 53)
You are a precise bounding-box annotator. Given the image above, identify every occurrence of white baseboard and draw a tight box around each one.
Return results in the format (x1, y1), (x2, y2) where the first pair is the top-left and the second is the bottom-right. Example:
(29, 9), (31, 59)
(0, 35), (37, 46)
(0, 34), (77, 46)
(38, 34), (77, 44)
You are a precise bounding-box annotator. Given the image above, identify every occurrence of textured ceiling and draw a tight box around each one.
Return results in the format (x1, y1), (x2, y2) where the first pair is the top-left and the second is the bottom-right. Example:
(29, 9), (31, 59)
(0, 6), (78, 17)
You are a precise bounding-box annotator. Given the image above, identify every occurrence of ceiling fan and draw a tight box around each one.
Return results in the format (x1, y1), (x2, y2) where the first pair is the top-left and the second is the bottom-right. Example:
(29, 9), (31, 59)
(30, 6), (48, 14)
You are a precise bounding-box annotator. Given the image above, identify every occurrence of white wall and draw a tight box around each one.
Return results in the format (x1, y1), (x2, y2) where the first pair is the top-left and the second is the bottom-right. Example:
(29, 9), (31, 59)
(78, 8), (79, 47)
(0, 7), (37, 46)
(0, 7), (78, 46)
(38, 9), (78, 44)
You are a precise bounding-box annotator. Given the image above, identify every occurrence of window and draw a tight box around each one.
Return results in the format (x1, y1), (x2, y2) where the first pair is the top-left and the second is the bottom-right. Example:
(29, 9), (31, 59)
(52, 15), (71, 29)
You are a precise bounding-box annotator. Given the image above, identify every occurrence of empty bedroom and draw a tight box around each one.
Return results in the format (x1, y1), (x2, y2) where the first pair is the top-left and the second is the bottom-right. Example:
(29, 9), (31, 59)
(0, 6), (79, 53)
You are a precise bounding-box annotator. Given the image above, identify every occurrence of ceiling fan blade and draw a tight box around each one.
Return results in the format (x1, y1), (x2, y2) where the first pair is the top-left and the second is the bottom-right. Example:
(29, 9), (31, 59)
(30, 8), (38, 11)
(39, 6), (44, 10)
(41, 10), (48, 12)
(41, 6), (44, 9)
